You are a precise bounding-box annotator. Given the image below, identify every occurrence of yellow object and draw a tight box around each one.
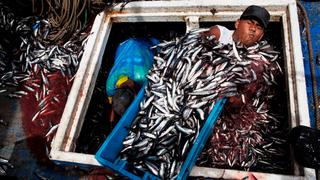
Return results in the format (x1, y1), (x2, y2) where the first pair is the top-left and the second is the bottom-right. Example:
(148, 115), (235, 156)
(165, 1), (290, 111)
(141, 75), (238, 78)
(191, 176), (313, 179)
(108, 96), (112, 104)
(108, 76), (129, 104)
(116, 76), (129, 88)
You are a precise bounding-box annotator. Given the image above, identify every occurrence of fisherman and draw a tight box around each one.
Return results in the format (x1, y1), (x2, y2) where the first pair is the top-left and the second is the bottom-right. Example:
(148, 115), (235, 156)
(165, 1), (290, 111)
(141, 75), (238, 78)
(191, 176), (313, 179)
(106, 38), (159, 123)
(204, 5), (270, 109)
(198, 5), (278, 173)
(204, 5), (270, 47)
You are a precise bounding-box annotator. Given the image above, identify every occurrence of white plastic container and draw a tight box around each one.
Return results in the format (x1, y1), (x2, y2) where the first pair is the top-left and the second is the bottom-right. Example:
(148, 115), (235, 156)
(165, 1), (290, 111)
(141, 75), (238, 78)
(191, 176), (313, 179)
(49, 0), (316, 179)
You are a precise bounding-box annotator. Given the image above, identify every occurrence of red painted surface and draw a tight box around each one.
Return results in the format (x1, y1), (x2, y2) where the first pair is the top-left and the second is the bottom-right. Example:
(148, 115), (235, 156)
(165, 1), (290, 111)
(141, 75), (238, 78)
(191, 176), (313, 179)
(20, 70), (72, 160)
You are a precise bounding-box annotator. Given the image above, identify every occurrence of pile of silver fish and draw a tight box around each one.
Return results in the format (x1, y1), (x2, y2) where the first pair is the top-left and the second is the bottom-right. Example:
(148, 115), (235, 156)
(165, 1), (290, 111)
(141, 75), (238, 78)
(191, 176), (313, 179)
(119, 27), (283, 178)
(198, 104), (289, 173)
(0, 17), (88, 97)
(195, 38), (289, 172)
(0, 2), (90, 176)
(197, 51), (289, 172)
(0, 2), (89, 145)
(0, 156), (14, 176)
(0, 2), (15, 33)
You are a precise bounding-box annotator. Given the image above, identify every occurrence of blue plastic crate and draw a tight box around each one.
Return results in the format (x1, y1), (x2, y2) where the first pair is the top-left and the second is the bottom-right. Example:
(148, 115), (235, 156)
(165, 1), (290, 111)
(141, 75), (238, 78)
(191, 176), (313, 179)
(95, 86), (226, 180)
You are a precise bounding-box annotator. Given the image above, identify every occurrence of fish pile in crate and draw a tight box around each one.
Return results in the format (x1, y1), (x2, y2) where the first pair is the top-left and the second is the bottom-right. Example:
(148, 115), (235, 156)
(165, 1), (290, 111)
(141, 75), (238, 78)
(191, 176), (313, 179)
(119, 27), (284, 178)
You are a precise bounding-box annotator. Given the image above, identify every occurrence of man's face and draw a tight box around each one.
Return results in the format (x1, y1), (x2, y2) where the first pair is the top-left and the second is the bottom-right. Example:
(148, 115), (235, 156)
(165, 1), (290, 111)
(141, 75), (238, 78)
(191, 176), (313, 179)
(234, 19), (264, 46)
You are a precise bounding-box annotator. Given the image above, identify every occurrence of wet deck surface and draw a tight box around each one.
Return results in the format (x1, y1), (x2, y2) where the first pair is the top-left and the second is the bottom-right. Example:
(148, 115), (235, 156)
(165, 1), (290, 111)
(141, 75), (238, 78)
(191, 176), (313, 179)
(0, 96), (83, 178)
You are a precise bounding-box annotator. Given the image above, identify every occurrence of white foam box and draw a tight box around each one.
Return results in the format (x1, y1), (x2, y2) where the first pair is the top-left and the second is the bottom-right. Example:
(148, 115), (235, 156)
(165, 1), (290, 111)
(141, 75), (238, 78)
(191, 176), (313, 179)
(49, 0), (316, 179)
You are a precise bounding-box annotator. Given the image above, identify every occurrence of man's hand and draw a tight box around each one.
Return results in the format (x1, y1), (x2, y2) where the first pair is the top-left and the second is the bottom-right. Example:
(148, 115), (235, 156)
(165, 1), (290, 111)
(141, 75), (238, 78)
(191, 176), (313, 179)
(201, 25), (220, 40)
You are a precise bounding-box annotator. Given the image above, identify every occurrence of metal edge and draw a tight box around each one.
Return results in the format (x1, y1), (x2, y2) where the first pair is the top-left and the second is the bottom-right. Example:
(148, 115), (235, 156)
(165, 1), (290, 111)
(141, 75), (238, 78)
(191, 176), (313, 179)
(287, 0), (310, 127)
(282, 5), (304, 177)
(63, 14), (113, 152)
(190, 166), (305, 180)
(109, 10), (285, 23)
(288, 2), (315, 179)
(50, 150), (101, 167)
(111, 0), (295, 12)
(50, 11), (106, 152)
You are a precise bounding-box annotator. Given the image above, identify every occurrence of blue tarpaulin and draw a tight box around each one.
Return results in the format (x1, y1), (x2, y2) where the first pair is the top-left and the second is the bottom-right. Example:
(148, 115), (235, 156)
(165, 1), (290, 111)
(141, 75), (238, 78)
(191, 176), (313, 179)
(300, 1), (320, 128)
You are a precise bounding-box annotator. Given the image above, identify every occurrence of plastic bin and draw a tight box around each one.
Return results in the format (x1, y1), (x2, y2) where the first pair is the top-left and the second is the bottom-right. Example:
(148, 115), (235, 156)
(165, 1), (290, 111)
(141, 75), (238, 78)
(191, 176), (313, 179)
(95, 85), (227, 180)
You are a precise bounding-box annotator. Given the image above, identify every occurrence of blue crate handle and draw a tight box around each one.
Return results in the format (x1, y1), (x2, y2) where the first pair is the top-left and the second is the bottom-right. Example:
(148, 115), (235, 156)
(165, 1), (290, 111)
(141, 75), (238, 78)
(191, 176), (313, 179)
(176, 97), (227, 180)
(96, 85), (146, 162)
(96, 85), (158, 180)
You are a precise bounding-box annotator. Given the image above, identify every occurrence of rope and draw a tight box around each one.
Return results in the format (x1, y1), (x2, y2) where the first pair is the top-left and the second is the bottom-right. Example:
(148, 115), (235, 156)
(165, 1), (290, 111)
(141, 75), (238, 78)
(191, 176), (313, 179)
(32, 0), (90, 43)
(296, 1), (319, 129)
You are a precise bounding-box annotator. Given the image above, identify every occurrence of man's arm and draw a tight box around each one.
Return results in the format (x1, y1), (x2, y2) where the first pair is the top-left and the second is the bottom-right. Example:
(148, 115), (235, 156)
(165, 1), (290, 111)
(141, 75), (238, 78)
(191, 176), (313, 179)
(202, 25), (221, 40)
